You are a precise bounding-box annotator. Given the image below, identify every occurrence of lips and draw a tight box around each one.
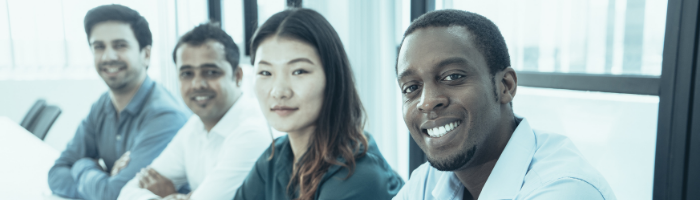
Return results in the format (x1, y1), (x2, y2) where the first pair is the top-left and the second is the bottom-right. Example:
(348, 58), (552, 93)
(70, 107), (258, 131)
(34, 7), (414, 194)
(420, 119), (462, 138)
(190, 93), (216, 105)
(270, 105), (298, 117)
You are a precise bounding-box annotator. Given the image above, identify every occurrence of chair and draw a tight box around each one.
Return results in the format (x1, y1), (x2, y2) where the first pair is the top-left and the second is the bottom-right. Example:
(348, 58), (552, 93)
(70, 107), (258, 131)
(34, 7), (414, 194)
(30, 105), (62, 140)
(20, 99), (46, 129)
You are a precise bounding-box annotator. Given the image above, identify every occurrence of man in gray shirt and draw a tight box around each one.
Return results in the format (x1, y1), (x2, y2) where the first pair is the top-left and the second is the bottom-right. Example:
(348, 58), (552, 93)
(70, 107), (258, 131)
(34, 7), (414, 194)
(47, 4), (190, 200)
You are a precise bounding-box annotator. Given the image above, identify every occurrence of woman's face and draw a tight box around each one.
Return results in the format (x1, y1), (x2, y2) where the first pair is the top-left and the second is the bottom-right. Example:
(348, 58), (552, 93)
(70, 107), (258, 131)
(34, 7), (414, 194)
(254, 36), (326, 133)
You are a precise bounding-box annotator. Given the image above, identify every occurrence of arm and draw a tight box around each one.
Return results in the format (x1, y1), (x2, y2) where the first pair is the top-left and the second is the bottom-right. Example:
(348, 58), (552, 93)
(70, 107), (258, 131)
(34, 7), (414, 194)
(72, 111), (188, 200)
(189, 127), (270, 199)
(524, 177), (606, 200)
(118, 122), (190, 200)
(48, 116), (98, 199)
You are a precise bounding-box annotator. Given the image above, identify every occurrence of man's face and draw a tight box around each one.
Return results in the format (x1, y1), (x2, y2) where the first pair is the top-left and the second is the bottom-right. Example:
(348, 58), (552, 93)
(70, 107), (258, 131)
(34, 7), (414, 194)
(89, 21), (149, 91)
(176, 40), (240, 122)
(397, 26), (503, 171)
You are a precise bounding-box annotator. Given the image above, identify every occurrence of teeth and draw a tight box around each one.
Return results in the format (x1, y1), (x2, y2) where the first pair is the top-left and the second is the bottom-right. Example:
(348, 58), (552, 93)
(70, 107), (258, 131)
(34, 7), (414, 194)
(106, 68), (119, 73)
(195, 96), (209, 101)
(426, 121), (461, 138)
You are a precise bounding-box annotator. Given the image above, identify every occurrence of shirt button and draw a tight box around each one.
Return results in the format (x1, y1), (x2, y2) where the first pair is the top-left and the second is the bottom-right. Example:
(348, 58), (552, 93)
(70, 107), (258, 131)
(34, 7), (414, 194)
(116, 135), (121, 140)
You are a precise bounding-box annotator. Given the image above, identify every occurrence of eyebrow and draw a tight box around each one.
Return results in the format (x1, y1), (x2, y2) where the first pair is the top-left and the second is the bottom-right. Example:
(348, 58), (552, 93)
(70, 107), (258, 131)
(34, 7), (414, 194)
(435, 57), (470, 70)
(257, 58), (315, 66)
(179, 64), (221, 70)
(397, 57), (469, 79)
(111, 39), (128, 44)
(288, 58), (315, 65)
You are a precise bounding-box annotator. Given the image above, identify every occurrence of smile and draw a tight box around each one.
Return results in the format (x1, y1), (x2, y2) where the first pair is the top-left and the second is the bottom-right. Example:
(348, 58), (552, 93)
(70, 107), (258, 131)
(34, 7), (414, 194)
(424, 120), (461, 138)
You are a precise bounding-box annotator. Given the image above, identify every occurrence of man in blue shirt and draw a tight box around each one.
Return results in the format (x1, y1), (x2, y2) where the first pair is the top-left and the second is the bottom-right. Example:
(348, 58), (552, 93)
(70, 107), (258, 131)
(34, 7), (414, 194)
(394, 10), (616, 199)
(47, 4), (190, 200)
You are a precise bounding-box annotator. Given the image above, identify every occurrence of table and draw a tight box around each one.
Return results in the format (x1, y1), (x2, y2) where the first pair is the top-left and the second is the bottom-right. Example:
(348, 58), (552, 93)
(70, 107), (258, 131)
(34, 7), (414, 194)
(0, 116), (73, 199)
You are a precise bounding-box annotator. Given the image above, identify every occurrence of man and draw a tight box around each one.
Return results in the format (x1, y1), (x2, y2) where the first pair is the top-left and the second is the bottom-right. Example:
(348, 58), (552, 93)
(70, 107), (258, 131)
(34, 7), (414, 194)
(48, 4), (190, 200)
(118, 24), (271, 200)
(393, 10), (616, 200)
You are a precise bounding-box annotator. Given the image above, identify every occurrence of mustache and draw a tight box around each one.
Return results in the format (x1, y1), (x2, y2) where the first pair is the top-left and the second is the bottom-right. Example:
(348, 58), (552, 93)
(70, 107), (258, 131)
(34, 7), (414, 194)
(98, 60), (127, 68)
(187, 90), (216, 97)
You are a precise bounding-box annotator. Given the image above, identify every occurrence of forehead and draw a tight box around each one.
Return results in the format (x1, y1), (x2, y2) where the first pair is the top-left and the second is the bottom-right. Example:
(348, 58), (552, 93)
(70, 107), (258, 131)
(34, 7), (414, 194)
(397, 26), (486, 76)
(89, 21), (137, 43)
(177, 40), (227, 61)
(255, 36), (319, 65)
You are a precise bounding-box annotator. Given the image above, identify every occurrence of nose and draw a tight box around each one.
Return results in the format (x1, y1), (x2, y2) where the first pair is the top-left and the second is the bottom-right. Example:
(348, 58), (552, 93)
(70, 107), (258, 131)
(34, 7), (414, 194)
(417, 84), (448, 113)
(191, 73), (208, 89)
(270, 75), (293, 100)
(101, 46), (118, 61)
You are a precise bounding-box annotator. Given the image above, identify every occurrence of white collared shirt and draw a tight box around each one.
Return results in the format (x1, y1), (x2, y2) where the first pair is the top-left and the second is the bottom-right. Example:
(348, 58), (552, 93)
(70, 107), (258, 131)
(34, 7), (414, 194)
(394, 118), (617, 200)
(118, 95), (272, 200)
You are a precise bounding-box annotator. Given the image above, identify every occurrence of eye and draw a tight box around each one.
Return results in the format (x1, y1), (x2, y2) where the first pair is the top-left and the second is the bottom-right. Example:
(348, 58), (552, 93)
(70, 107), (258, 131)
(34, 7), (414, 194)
(258, 70), (271, 76)
(205, 70), (220, 76)
(402, 85), (420, 94)
(93, 45), (105, 50)
(179, 71), (193, 78)
(443, 74), (465, 81)
(292, 69), (308, 75)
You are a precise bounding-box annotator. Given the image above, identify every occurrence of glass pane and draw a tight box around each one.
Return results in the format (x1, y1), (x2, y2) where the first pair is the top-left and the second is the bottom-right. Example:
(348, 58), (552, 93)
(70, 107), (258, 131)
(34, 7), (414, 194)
(442, 0), (667, 76)
(513, 86), (657, 200)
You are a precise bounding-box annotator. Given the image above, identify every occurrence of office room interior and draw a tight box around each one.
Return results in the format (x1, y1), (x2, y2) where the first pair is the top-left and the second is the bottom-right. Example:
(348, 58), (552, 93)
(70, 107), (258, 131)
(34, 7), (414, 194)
(1, 0), (699, 199)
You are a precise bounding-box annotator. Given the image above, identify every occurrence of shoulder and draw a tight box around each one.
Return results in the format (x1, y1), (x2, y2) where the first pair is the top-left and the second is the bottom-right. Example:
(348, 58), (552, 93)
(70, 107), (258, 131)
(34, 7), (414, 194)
(140, 83), (190, 119)
(521, 131), (616, 199)
(319, 139), (404, 199)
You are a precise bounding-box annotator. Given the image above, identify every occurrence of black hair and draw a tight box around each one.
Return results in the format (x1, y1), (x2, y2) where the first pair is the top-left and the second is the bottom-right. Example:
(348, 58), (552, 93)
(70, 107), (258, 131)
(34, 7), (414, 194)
(172, 23), (240, 75)
(84, 4), (152, 50)
(250, 8), (367, 200)
(399, 9), (510, 75)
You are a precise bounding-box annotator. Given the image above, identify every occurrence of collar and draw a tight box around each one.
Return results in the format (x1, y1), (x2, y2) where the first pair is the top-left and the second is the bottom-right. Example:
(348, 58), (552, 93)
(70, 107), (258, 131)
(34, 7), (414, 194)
(207, 93), (255, 138)
(104, 76), (155, 116)
(477, 117), (536, 199)
(432, 172), (464, 200)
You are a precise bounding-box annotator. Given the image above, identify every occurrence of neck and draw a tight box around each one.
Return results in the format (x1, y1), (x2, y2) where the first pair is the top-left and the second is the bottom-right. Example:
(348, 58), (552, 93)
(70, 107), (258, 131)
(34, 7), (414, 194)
(202, 92), (241, 132)
(287, 125), (315, 164)
(109, 76), (146, 114)
(454, 112), (517, 199)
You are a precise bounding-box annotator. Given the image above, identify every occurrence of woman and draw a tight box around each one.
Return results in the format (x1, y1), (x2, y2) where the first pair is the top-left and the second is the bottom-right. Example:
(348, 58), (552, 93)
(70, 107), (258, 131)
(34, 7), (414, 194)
(234, 8), (404, 200)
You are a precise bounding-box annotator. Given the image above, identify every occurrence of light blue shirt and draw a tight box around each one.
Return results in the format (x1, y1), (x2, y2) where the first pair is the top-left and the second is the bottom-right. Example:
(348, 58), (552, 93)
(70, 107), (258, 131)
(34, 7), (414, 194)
(48, 76), (191, 200)
(394, 118), (616, 200)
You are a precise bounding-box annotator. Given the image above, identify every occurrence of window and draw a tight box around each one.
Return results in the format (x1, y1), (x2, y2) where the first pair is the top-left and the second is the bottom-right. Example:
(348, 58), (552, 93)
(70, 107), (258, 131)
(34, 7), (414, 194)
(440, 0), (667, 76)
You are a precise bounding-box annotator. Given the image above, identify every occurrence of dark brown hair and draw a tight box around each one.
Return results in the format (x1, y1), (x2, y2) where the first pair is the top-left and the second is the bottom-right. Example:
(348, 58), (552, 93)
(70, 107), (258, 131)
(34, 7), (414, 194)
(250, 8), (368, 200)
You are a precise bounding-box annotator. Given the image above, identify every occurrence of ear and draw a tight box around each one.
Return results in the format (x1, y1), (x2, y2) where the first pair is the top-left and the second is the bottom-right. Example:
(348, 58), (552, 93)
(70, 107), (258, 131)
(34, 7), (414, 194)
(234, 66), (243, 86)
(497, 67), (517, 105)
(141, 45), (152, 69)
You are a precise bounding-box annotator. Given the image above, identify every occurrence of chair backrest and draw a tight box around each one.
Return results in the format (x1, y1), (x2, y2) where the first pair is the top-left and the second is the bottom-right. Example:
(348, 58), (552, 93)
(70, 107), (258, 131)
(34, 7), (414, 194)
(31, 105), (62, 140)
(20, 99), (46, 129)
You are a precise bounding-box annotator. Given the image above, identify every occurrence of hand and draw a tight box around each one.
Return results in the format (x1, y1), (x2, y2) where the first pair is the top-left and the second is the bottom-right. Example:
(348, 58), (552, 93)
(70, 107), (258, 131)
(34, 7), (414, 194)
(138, 167), (177, 197)
(111, 151), (130, 176)
(162, 193), (191, 200)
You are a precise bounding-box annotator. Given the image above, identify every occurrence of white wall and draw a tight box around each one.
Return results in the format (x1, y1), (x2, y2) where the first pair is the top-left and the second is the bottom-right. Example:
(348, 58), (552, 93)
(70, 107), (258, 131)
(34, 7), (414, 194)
(0, 79), (107, 152)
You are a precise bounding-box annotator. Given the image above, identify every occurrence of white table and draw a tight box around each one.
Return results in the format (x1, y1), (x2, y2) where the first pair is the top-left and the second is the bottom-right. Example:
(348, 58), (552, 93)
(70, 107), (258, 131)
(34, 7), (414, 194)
(0, 116), (74, 199)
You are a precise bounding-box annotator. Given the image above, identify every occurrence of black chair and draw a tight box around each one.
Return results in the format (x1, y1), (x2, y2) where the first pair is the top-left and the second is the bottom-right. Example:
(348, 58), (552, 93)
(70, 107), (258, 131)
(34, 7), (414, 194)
(20, 99), (46, 129)
(32, 105), (62, 140)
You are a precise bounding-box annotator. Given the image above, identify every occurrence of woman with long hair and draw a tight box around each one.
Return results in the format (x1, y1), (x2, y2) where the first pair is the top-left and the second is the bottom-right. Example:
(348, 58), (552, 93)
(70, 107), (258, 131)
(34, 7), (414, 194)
(233, 8), (404, 200)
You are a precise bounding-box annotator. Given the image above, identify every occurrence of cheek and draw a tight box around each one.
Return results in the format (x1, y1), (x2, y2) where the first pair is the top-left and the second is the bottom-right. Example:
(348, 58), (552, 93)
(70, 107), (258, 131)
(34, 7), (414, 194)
(254, 78), (271, 101)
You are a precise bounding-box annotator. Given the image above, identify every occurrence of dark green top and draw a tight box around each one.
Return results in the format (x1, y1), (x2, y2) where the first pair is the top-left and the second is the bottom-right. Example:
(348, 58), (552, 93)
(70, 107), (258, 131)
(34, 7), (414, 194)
(233, 132), (404, 200)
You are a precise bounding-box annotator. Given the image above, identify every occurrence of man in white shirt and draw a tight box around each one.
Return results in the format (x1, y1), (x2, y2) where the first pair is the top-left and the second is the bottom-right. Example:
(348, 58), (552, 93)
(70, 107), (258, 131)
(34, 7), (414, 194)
(393, 10), (616, 200)
(118, 23), (271, 200)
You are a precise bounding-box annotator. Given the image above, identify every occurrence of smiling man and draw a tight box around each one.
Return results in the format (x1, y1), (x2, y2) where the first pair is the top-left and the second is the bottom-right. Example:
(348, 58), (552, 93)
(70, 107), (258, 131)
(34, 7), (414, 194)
(118, 23), (271, 200)
(48, 4), (190, 200)
(393, 10), (616, 200)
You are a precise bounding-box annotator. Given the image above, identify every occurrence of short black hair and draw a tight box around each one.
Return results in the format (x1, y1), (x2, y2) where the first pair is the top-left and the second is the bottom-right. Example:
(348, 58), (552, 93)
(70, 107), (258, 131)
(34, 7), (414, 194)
(172, 23), (240, 75)
(84, 4), (152, 50)
(400, 9), (510, 75)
